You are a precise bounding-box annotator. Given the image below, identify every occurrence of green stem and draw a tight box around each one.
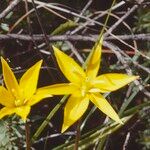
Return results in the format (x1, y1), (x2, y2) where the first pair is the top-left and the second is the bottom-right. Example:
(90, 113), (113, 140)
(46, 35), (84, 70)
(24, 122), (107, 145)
(53, 115), (133, 150)
(119, 76), (150, 116)
(31, 95), (68, 143)
(83, 0), (117, 69)
(25, 121), (31, 150)
(32, 0), (116, 143)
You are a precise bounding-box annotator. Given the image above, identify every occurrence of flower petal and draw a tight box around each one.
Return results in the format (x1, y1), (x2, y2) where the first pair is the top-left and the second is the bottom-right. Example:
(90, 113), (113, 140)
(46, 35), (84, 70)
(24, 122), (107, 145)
(0, 107), (16, 119)
(27, 90), (52, 106)
(90, 93), (123, 124)
(15, 106), (31, 122)
(0, 86), (15, 107)
(19, 60), (43, 99)
(1, 57), (20, 98)
(36, 83), (78, 95)
(93, 73), (139, 92)
(0, 106), (31, 121)
(62, 95), (89, 133)
(86, 36), (103, 79)
(53, 46), (85, 83)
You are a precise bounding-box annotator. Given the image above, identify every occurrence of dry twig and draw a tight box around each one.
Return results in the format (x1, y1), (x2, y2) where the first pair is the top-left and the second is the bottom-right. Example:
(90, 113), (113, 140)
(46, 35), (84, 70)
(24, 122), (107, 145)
(0, 0), (22, 19)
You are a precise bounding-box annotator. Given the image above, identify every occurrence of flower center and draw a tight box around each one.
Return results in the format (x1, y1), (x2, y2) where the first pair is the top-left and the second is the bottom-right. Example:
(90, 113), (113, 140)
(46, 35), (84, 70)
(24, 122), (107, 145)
(80, 77), (102, 96)
(80, 77), (91, 97)
(12, 88), (28, 107)
(14, 99), (27, 107)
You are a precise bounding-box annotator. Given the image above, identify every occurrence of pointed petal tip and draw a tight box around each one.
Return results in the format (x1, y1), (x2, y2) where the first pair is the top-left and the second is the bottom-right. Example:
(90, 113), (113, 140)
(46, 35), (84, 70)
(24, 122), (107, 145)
(61, 124), (69, 133)
(52, 45), (56, 49)
(52, 45), (58, 51)
(34, 60), (43, 70)
(39, 59), (43, 63)
(1, 56), (6, 64)
(118, 119), (124, 125)
(52, 45), (61, 55)
(37, 59), (43, 66)
(1, 56), (4, 61)
(1, 57), (10, 67)
(135, 75), (140, 79)
(112, 116), (123, 125)
(129, 75), (139, 82)
(114, 115), (124, 125)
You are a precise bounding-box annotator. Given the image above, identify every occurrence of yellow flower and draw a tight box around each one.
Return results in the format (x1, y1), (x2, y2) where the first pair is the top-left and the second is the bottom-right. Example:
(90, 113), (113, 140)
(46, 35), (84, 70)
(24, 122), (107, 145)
(37, 38), (138, 132)
(0, 57), (52, 121)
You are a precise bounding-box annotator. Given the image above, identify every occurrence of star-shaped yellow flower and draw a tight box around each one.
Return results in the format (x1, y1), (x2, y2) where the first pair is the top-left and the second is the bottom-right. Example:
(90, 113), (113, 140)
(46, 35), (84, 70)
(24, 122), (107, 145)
(0, 57), (52, 121)
(37, 39), (138, 132)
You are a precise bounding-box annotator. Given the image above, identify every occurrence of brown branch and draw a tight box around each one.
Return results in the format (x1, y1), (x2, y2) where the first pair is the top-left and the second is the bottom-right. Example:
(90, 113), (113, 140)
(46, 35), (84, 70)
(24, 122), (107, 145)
(0, 33), (150, 41)
(103, 41), (150, 98)
(106, 34), (150, 41)
(104, 0), (145, 37)
(104, 5), (138, 37)
(25, 121), (31, 150)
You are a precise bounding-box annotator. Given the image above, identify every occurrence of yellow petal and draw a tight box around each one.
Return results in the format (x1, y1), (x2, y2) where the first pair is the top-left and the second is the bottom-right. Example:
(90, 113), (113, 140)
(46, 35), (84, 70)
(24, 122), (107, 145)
(0, 106), (31, 121)
(0, 107), (16, 119)
(0, 86), (15, 107)
(27, 90), (52, 106)
(86, 36), (103, 79)
(93, 73), (139, 92)
(53, 46), (85, 83)
(36, 83), (78, 95)
(15, 106), (31, 122)
(90, 93), (123, 124)
(62, 95), (89, 133)
(1, 57), (20, 98)
(19, 60), (43, 99)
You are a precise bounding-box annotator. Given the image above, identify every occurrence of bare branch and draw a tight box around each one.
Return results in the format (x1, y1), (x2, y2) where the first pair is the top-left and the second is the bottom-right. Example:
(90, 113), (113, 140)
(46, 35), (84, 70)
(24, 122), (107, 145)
(0, 0), (22, 19)
(0, 33), (150, 41)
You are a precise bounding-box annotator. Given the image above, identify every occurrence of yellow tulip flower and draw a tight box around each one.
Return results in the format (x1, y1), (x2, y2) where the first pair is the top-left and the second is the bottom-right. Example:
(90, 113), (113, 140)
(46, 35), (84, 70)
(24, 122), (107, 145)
(0, 58), (52, 121)
(37, 39), (138, 132)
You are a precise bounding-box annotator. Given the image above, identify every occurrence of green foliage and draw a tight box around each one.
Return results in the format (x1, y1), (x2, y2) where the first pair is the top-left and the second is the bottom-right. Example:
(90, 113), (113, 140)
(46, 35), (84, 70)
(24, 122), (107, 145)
(50, 20), (77, 36)
(0, 0), (149, 149)
(134, 8), (150, 33)
(138, 106), (150, 150)
(51, 20), (77, 51)
(0, 117), (25, 150)
(0, 23), (9, 32)
(134, 7), (150, 49)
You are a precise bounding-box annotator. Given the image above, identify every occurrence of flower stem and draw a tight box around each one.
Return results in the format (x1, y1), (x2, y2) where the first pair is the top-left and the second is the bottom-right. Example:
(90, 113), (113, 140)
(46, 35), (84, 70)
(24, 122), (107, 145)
(74, 120), (81, 150)
(32, 95), (68, 143)
(25, 121), (31, 150)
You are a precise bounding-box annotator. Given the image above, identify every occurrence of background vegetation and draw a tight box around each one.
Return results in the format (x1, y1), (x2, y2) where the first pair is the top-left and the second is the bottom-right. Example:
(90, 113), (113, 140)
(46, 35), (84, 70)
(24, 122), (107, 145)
(0, 0), (149, 149)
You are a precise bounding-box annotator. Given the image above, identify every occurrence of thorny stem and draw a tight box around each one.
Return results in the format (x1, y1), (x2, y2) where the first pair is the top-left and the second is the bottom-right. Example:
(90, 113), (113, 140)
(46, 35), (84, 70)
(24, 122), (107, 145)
(25, 121), (31, 150)
(74, 120), (81, 150)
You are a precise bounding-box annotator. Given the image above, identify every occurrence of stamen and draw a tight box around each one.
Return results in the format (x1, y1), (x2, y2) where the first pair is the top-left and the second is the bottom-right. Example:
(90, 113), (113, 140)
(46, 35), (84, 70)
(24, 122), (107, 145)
(11, 88), (20, 98)
(89, 88), (101, 93)
(81, 85), (86, 97)
(15, 99), (22, 106)
(23, 99), (28, 104)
